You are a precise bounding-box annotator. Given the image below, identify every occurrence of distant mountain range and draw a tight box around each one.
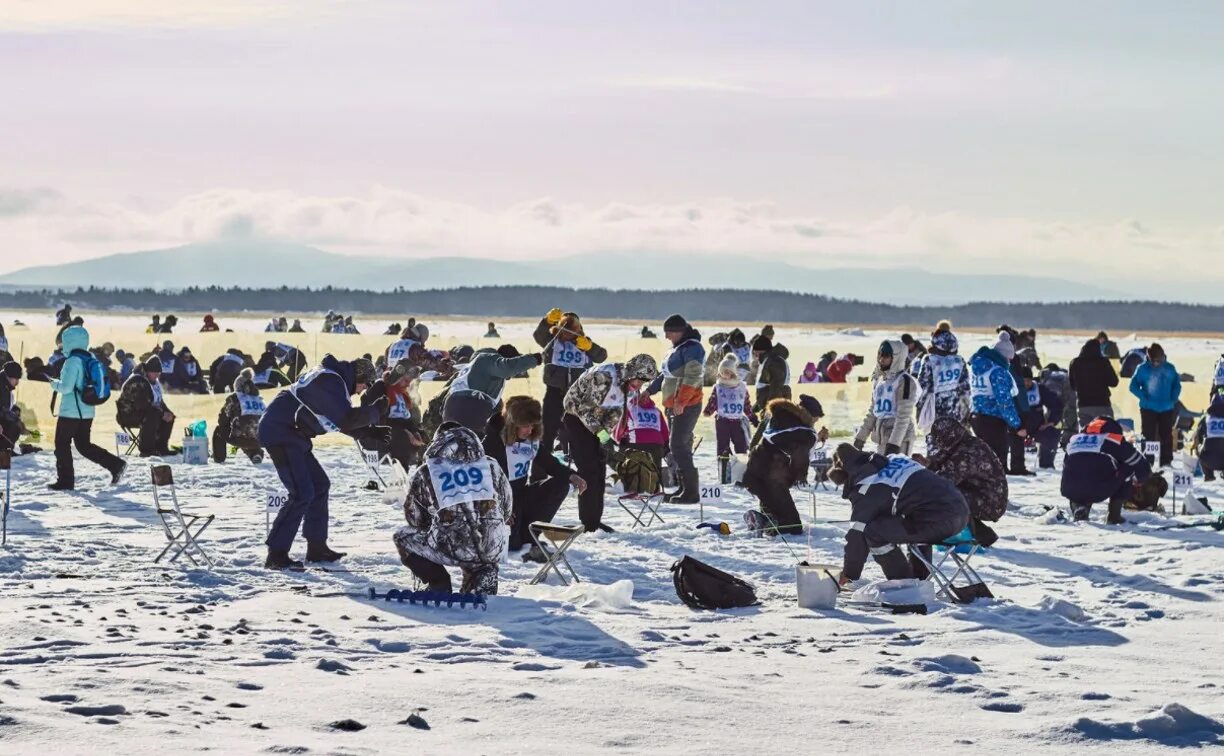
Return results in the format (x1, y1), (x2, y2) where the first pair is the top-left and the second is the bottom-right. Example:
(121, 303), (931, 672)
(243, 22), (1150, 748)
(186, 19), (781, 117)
(0, 239), (1136, 305)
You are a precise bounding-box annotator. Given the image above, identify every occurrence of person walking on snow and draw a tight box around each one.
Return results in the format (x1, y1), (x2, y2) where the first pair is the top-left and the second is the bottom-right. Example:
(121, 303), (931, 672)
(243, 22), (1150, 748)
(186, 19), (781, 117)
(47, 325), (126, 490)
(644, 314), (705, 504)
(258, 355), (390, 569)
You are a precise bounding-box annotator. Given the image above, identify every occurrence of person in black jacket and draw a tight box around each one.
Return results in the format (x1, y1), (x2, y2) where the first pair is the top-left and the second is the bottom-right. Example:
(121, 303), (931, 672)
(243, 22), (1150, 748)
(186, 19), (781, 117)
(483, 396), (586, 560)
(213, 368), (265, 463)
(0, 361), (27, 453)
(829, 443), (969, 584)
(741, 399), (816, 536)
(1018, 366), (1064, 470)
(171, 347), (209, 394)
(533, 309), (608, 456)
(210, 348), (254, 394)
(1194, 391), (1224, 481)
(1060, 416), (1152, 524)
(1069, 338), (1119, 430)
(116, 357), (176, 456)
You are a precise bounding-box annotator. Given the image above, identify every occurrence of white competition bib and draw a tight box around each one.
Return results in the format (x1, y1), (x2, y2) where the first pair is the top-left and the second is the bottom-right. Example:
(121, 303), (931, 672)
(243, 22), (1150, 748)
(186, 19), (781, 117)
(1215, 360), (1224, 384)
(872, 376), (899, 419)
(1066, 433), (1107, 455)
(254, 370), (272, 384)
(427, 458), (495, 508)
(161, 358), (176, 374)
(1026, 385), (1041, 408)
(1207, 417), (1224, 439)
(506, 441), (538, 481)
(756, 358), (791, 389)
(732, 345), (750, 365)
(715, 384), (747, 419)
(222, 353), (243, 366)
(929, 355), (964, 395)
(551, 339), (589, 369)
(0, 336), (8, 352)
(589, 364), (625, 410)
(389, 393), (412, 419)
(857, 456), (924, 502)
(970, 366), (995, 398)
(388, 338), (418, 363)
(631, 405), (663, 431)
(185, 361), (198, 376)
(239, 394), (266, 416)
(289, 367), (343, 433)
(150, 379), (164, 406)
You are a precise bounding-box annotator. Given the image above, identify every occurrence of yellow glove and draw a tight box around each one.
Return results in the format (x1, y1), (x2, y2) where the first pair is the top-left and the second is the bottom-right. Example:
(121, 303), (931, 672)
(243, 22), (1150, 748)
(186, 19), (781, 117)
(576, 335), (593, 352)
(546, 308), (563, 325)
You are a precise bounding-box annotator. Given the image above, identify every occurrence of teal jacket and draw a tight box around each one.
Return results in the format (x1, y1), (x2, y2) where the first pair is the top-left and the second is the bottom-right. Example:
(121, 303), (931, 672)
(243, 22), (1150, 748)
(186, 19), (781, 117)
(50, 325), (94, 419)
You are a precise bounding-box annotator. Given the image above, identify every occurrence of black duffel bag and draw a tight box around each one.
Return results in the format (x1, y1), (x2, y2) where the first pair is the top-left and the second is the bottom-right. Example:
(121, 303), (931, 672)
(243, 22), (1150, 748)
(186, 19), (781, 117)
(671, 555), (759, 610)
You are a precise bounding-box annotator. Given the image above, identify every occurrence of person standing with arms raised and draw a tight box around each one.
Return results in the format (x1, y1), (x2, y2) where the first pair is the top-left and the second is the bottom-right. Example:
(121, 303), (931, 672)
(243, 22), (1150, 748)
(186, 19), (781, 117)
(533, 309), (607, 457)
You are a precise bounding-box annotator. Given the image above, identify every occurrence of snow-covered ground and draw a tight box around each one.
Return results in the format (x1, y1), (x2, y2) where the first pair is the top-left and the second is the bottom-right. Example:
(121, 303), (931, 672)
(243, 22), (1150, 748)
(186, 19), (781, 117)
(2, 437), (1223, 753)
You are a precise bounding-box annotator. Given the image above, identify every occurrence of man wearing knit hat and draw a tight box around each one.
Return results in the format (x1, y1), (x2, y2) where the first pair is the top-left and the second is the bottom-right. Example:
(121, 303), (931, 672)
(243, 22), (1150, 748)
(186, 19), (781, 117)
(117, 356), (177, 457)
(0, 362), (26, 453)
(646, 314), (706, 503)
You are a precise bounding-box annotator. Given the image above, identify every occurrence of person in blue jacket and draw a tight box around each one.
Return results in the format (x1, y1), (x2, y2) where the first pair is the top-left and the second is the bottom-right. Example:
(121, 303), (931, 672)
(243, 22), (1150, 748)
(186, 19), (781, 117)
(1018, 366), (1064, 470)
(969, 333), (1023, 467)
(48, 325), (127, 490)
(1128, 343), (1181, 468)
(258, 354), (389, 570)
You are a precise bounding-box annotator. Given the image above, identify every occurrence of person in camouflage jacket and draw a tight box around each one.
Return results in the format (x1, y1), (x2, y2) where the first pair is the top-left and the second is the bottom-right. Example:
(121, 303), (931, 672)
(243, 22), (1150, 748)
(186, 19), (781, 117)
(562, 354), (659, 531)
(212, 368), (265, 463)
(923, 416), (1007, 546)
(394, 422), (514, 595)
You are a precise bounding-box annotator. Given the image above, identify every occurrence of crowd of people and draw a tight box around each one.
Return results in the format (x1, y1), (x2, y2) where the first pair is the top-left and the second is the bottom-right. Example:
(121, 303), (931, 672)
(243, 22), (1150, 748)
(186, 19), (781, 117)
(5, 307), (1216, 597)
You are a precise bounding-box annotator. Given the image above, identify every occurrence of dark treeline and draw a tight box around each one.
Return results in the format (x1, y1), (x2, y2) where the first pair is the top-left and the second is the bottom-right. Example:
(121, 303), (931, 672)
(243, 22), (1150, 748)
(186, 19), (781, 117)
(2, 285), (1219, 332)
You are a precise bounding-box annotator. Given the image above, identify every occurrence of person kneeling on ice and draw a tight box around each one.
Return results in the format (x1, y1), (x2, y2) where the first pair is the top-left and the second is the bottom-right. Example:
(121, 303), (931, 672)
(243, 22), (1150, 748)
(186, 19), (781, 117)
(117, 356), (177, 457)
(741, 399), (817, 536)
(854, 340), (918, 456)
(259, 356), (390, 569)
(1060, 417), (1152, 524)
(562, 355), (659, 532)
(484, 396), (586, 562)
(704, 354), (758, 484)
(922, 417), (1007, 547)
(608, 390), (669, 490)
(394, 421), (513, 594)
(1193, 390), (1224, 481)
(829, 444), (969, 585)
(212, 368), (265, 464)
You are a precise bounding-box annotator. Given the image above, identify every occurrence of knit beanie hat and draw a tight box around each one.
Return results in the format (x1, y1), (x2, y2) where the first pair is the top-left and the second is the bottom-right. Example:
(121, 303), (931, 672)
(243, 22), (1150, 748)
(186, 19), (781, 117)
(145, 356), (163, 373)
(994, 332), (1015, 361)
(663, 314), (689, 333)
(752, 336), (772, 352)
(2, 361), (21, 380)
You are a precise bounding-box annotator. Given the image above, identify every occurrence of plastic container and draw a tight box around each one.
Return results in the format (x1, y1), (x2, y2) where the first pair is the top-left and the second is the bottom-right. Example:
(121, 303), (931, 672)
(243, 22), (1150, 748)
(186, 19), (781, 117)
(796, 562), (839, 609)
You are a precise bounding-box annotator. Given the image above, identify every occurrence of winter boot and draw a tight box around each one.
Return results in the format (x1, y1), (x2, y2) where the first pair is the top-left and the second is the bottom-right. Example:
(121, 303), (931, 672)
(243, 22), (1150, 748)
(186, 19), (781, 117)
(673, 469), (701, 504)
(718, 455), (731, 485)
(972, 519), (999, 548)
(47, 481), (74, 491)
(1071, 503), (1091, 522)
(398, 551), (453, 592)
(111, 460), (128, 486)
(1106, 497), (1127, 525)
(306, 541), (346, 563)
(521, 545), (548, 564)
(907, 545), (932, 580)
(265, 550), (304, 570)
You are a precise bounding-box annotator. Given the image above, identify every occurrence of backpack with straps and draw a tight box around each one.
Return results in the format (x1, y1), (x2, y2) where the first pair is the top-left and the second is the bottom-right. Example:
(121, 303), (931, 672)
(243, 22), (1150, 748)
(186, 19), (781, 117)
(671, 555), (758, 610)
(71, 349), (112, 406)
(617, 449), (660, 494)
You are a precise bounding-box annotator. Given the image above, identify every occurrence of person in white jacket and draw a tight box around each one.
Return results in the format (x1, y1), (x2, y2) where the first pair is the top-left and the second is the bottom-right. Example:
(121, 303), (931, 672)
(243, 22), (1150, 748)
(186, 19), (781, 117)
(854, 340), (918, 455)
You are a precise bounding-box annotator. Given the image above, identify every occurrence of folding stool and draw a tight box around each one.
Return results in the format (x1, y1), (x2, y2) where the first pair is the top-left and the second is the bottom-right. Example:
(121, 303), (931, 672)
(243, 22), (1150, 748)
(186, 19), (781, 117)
(617, 492), (665, 528)
(527, 521), (583, 586)
(150, 464), (215, 567)
(116, 427), (141, 456)
(907, 527), (993, 604)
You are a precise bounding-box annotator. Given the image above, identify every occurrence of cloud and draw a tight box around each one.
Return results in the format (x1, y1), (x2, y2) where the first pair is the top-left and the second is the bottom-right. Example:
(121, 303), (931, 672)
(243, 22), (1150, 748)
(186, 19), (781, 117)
(2, 0), (329, 31)
(1, 186), (1221, 285)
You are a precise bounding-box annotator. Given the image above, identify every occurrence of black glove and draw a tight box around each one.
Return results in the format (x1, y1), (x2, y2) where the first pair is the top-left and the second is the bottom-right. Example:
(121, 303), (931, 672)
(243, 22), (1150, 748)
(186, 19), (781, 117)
(367, 425), (393, 446)
(884, 443), (901, 456)
(534, 352), (545, 366)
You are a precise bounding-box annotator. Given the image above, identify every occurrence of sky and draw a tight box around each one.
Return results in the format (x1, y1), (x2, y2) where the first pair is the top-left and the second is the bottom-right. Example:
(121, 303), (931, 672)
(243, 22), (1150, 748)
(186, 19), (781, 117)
(2, 0), (1223, 283)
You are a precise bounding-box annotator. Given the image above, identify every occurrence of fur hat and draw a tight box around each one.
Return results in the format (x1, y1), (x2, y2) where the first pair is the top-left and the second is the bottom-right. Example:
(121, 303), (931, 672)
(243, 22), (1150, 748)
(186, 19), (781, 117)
(716, 354), (740, 386)
(352, 357), (376, 388)
(551, 313), (583, 340)
(994, 331), (1015, 361)
(234, 368), (258, 396)
(765, 398), (814, 431)
(502, 395), (543, 444)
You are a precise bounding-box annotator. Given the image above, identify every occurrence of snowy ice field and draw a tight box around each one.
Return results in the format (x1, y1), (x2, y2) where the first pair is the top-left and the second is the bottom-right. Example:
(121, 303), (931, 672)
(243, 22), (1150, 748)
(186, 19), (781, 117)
(2, 313), (1224, 753)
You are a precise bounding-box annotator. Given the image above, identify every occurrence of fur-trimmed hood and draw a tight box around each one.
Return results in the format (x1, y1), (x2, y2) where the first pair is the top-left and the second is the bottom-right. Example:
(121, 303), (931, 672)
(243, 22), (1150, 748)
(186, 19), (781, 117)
(501, 395), (543, 444)
(764, 398), (813, 431)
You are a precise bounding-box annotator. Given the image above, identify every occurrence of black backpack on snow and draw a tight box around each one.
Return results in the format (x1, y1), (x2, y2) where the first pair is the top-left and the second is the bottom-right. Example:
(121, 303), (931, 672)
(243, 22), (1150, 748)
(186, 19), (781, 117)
(671, 555), (758, 610)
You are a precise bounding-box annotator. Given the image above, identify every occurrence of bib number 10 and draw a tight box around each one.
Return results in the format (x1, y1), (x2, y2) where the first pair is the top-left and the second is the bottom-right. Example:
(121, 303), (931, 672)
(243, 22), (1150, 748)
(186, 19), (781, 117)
(439, 466), (484, 492)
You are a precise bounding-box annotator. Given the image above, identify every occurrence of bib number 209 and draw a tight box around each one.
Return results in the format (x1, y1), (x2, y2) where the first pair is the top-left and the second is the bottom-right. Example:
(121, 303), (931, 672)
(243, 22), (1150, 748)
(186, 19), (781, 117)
(439, 466), (484, 492)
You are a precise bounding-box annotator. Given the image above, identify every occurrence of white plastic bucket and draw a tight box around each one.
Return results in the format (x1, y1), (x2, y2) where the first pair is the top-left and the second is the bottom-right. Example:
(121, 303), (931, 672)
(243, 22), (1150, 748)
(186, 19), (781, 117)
(796, 563), (839, 609)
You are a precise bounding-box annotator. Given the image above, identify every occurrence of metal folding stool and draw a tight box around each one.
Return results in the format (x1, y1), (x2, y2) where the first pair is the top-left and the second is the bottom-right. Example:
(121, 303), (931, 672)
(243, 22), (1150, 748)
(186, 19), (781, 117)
(907, 528), (993, 604)
(116, 426), (141, 456)
(527, 521), (583, 586)
(617, 492), (665, 528)
(0, 448), (11, 546)
(150, 464), (215, 567)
